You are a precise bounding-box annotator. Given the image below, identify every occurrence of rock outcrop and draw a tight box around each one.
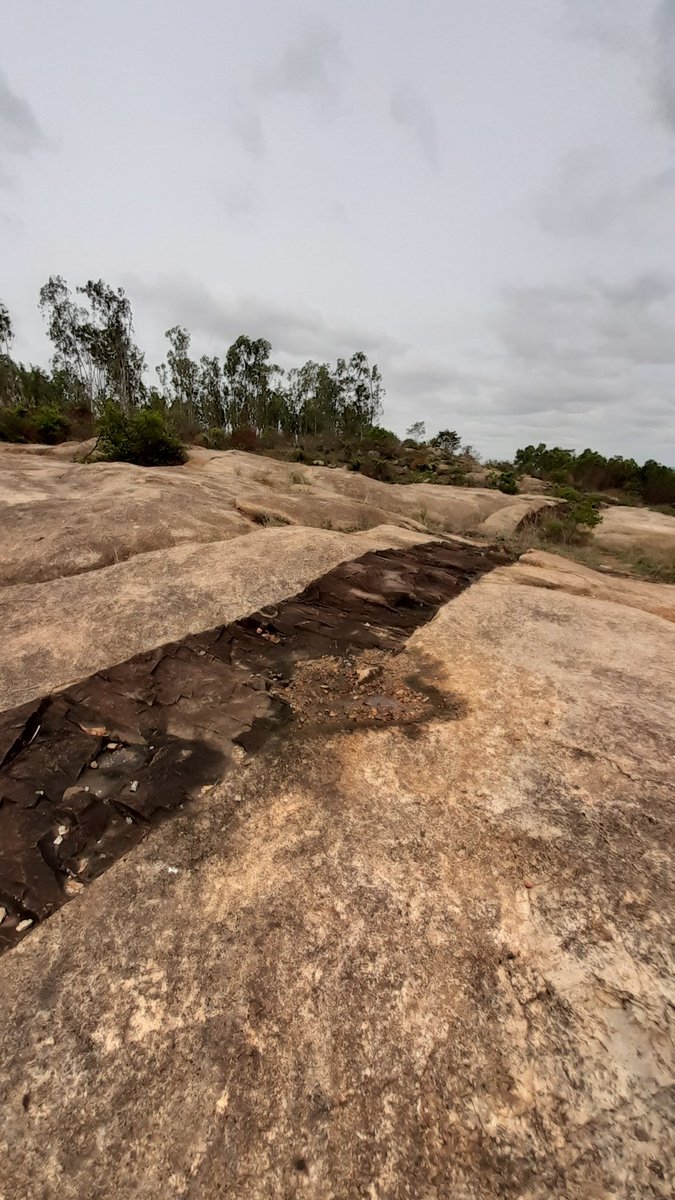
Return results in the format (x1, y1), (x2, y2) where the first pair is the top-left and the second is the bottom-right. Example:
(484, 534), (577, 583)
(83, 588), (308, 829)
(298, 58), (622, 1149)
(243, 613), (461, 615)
(0, 443), (673, 1200)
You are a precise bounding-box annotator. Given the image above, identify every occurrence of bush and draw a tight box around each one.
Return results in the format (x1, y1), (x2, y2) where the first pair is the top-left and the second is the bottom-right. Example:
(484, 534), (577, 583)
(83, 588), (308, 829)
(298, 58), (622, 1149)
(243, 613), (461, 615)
(203, 427), (228, 450)
(0, 406), (29, 442)
(539, 495), (601, 546)
(361, 426), (400, 458)
(96, 403), (187, 466)
(0, 403), (70, 444)
(229, 426), (259, 453)
(34, 404), (69, 443)
(360, 456), (393, 482)
(497, 470), (519, 495)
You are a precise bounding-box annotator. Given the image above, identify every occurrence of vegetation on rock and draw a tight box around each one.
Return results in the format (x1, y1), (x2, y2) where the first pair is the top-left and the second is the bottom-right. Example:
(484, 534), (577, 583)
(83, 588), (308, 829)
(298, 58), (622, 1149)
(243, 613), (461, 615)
(1, 286), (674, 511)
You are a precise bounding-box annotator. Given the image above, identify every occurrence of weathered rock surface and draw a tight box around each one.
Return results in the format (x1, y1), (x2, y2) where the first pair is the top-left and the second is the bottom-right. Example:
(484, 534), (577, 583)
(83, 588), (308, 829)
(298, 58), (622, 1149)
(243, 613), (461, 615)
(0, 540), (672, 1199)
(0, 442), (552, 587)
(595, 504), (675, 553)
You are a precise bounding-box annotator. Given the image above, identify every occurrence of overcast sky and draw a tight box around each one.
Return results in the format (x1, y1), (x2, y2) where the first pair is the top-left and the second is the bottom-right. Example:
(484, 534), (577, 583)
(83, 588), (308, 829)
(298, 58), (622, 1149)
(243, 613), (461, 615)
(2, 0), (674, 462)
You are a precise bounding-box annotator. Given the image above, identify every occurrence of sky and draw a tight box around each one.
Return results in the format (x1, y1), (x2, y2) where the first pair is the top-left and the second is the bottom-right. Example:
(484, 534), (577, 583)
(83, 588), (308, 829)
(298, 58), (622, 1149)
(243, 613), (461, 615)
(1, 0), (674, 463)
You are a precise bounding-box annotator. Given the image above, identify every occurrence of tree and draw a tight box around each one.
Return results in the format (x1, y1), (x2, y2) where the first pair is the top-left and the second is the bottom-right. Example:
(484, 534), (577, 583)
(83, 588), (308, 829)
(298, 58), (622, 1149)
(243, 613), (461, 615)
(0, 301), (13, 356)
(162, 326), (200, 422)
(39, 276), (145, 413)
(333, 353), (384, 436)
(406, 420), (426, 443)
(429, 429), (460, 455)
(223, 335), (276, 433)
(198, 355), (225, 428)
(77, 280), (146, 413)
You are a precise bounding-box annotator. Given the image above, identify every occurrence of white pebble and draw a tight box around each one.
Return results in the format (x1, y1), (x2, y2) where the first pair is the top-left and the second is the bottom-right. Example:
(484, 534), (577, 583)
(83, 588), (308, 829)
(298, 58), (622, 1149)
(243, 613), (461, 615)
(16, 919), (33, 933)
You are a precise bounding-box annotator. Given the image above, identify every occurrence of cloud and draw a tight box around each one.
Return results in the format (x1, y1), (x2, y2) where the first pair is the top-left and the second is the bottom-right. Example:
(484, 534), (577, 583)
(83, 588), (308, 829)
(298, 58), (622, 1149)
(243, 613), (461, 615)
(389, 84), (439, 169)
(497, 275), (675, 368)
(560, 0), (675, 135)
(535, 148), (630, 237)
(476, 274), (675, 459)
(228, 21), (346, 159)
(228, 104), (266, 158)
(220, 180), (262, 220)
(654, 0), (675, 131)
(0, 69), (47, 185)
(560, 0), (645, 54)
(262, 21), (346, 104)
(127, 273), (402, 363)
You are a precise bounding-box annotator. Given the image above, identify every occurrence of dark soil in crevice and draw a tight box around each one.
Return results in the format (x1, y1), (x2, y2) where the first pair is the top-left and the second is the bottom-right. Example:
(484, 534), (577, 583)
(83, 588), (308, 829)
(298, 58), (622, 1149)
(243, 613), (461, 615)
(0, 540), (511, 954)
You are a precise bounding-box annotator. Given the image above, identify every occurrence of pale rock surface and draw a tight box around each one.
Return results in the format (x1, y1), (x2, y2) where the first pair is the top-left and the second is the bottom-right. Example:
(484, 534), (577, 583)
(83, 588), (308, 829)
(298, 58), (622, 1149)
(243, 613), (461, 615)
(0, 546), (673, 1199)
(596, 504), (675, 553)
(0, 442), (551, 586)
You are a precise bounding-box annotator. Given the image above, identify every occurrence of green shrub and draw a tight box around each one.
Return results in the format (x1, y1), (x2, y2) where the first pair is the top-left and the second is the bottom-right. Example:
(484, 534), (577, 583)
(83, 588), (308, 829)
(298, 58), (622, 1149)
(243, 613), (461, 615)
(361, 456), (393, 482)
(539, 495), (601, 546)
(34, 404), (69, 443)
(203, 426), (228, 450)
(361, 426), (400, 458)
(96, 403), (187, 467)
(552, 485), (582, 503)
(497, 470), (519, 495)
(229, 426), (259, 453)
(0, 406), (28, 442)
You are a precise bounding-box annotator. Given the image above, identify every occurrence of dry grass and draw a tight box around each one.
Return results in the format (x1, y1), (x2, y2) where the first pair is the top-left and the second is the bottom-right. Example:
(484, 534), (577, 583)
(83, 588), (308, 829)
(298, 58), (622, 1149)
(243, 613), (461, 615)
(503, 526), (675, 584)
(251, 511), (292, 527)
(251, 471), (275, 488)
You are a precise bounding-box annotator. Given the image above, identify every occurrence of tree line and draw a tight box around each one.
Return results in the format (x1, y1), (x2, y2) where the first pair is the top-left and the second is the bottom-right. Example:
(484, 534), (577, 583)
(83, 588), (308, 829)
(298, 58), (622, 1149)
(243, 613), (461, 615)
(0, 277), (673, 509)
(0, 278), (384, 441)
(514, 443), (675, 509)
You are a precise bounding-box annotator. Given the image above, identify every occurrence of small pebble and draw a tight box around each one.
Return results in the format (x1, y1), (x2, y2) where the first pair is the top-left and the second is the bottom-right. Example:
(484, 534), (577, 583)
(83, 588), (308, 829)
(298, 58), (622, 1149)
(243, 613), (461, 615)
(64, 879), (84, 897)
(125, 816), (133, 825)
(16, 919), (33, 933)
(523, 879), (534, 889)
(89, 761), (98, 769)
(129, 780), (139, 793)
(106, 742), (118, 751)
(166, 866), (179, 875)
(0, 907), (6, 923)
(35, 789), (44, 797)
(53, 835), (63, 846)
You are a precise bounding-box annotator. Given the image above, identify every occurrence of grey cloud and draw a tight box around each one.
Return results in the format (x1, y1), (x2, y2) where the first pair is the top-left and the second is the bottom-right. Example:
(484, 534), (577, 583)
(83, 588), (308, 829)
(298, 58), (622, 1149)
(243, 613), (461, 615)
(0, 69), (46, 185)
(654, 0), (675, 131)
(0, 70), (45, 154)
(561, 0), (675, 134)
(220, 180), (262, 220)
(262, 22), (345, 102)
(535, 149), (628, 237)
(228, 104), (266, 158)
(497, 275), (675, 368)
(228, 22), (346, 159)
(478, 274), (675, 460)
(390, 84), (439, 169)
(560, 0), (644, 54)
(127, 274), (402, 363)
